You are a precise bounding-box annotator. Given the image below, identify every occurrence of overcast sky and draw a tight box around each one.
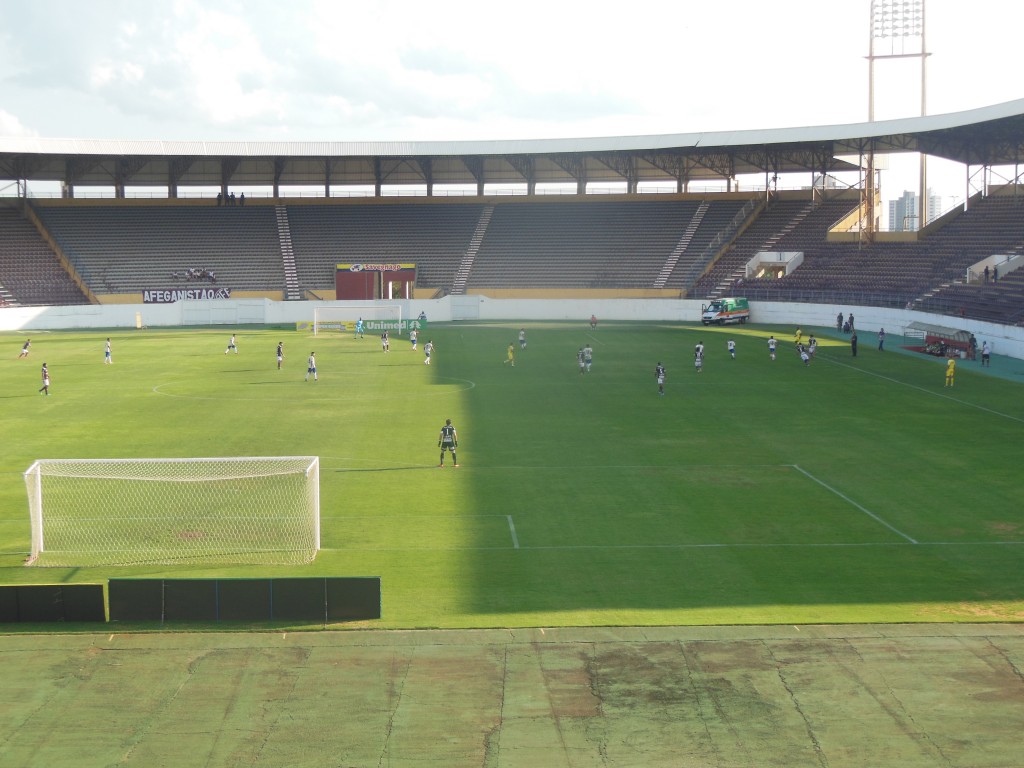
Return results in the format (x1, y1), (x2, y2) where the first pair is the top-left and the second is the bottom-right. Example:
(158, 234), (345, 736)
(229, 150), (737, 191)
(1, 0), (1021, 204)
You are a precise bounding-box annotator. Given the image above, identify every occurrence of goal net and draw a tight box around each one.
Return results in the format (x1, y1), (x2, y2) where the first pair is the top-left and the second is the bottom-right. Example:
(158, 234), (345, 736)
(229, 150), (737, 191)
(23, 457), (320, 567)
(313, 304), (403, 335)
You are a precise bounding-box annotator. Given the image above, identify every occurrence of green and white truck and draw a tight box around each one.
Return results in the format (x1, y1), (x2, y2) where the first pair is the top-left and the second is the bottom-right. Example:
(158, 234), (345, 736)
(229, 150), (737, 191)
(701, 297), (750, 325)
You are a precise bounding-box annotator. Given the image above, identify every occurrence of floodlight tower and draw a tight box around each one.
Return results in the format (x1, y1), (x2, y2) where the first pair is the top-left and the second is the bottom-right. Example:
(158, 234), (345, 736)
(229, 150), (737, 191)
(867, 0), (929, 236)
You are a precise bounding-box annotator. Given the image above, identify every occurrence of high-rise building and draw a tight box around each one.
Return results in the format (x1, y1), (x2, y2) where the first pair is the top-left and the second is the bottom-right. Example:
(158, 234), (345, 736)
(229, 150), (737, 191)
(888, 189), (944, 231)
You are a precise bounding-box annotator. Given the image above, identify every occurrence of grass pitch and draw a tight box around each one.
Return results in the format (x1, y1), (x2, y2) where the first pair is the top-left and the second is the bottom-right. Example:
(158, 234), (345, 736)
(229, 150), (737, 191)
(1, 322), (1022, 627)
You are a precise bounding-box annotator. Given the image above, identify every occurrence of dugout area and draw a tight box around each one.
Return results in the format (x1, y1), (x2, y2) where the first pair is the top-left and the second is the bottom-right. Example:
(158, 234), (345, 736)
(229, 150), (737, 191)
(0, 577), (380, 624)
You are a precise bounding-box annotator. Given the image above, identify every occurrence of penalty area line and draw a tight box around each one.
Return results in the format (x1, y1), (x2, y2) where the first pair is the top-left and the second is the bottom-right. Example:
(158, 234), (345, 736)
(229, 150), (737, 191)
(791, 464), (917, 544)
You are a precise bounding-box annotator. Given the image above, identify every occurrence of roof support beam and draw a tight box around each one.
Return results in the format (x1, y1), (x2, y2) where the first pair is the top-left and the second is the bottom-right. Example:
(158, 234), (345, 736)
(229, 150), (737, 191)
(506, 156), (535, 193)
(220, 158), (241, 198)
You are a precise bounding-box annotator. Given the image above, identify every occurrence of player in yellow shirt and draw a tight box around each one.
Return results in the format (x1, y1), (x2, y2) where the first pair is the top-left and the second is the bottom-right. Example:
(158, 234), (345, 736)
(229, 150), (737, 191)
(504, 343), (515, 366)
(945, 357), (956, 387)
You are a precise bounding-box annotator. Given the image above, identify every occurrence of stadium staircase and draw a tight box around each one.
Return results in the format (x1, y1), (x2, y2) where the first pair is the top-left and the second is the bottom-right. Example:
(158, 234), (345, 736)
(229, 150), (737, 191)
(0, 206), (90, 306)
(450, 204), (494, 295)
(0, 282), (16, 307)
(707, 201), (813, 299)
(653, 201), (708, 288)
(274, 205), (302, 300)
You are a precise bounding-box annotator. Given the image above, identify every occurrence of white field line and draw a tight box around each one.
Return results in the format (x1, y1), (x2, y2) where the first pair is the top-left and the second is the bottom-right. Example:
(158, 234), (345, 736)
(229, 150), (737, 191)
(316, 541), (1023, 552)
(507, 515), (520, 549)
(821, 356), (1024, 424)
(791, 464), (917, 544)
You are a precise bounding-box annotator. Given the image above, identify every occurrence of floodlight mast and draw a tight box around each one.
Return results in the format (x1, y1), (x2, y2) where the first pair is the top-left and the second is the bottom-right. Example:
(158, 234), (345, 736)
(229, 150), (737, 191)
(866, 0), (930, 238)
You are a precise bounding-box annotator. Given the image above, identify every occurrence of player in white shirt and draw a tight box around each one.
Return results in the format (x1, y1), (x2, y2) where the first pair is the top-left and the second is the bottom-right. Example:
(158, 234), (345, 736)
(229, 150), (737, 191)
(104, 338), (112, 364)
(655, 362), (666, 396)
(304, 352), (317, 381)
(767, 336), (777, 361)
(519, 328), (527, 350)
(423, 340), (433, 364)
(727, 339), (736, 359)
(410, 328), (418, 350)
(225, 334), (238, 354)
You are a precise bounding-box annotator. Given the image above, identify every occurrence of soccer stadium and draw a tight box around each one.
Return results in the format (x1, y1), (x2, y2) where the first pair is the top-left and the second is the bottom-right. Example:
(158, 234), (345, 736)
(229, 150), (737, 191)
(1, 10), (1023, 768)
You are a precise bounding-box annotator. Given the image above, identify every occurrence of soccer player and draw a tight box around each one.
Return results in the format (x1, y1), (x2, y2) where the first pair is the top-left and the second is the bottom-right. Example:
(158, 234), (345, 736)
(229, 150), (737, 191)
(583, 343), (593, 373)
(878, 328), (886, 351)
(589, 314), (597, 330)
(981, 341), (991, 367)
(655, 362), (666, 396)
(438, 418), (458, 467)
(727, 339), (736, 359)
(795, 328), (803, 346)
(519, 328), (527, 350)
(410, 328), (418, 350)
(424, 340), (433, 364)
(104, 338), (112, 364)
(808, 335), (817, 357)
(577, 348), (585, 375)
(767, 335), (777, 361)
(39, 362), (50, 395)
(945, 357), (956, 387)
(225, 334), (238, 354)
(504, 343), (515, 366)
(799, 344), (811, 366)
(276, 341), (284, 370)
(18, 339), (30, 358)
(305, 352), (317, 382)
(381, 331), (389, 352)
(694, 347), (704, 373)
(355, 318), (364, 338)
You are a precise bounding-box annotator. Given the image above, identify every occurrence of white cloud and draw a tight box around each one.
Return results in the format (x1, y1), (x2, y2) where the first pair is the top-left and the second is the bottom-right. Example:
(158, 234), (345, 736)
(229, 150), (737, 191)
(0, 110), (35, 136)
(1, 0), (1022, 201)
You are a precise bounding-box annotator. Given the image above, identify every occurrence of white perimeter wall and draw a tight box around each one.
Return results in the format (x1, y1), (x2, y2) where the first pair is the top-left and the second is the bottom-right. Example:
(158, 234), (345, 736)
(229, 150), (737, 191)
(3, 297), (1022, 359)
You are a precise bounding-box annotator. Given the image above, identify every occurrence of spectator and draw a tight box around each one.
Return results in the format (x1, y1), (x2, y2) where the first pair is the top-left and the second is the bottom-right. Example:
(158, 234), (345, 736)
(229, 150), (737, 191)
(216, 191), (223, 206)
(239, 193), (245, 206)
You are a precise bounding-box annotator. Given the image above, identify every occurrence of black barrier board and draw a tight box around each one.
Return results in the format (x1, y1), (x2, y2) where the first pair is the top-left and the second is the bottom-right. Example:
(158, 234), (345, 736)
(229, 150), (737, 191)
(108, 579), (164, 622)
(59, 584), (106, 622)
(326, 577), (382, 621)
(271, 578), (327, 621)
(164, 580), (218, 622)
(217, 579), (272, 621)
(0, 586), (18, 622)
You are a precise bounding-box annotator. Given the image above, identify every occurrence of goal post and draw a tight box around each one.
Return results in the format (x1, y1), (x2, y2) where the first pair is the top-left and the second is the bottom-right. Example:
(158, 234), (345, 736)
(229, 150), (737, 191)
(313, 305), (403, 335)
(23, 457), (320, 567)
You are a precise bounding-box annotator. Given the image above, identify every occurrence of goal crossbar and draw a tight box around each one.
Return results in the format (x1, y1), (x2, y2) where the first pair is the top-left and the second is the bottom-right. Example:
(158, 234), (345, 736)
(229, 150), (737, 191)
(24, 456), (320, 567)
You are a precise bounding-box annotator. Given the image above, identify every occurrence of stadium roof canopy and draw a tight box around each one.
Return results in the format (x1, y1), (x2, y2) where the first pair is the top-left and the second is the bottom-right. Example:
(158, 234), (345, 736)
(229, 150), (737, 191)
(1, 99), (1023, 194)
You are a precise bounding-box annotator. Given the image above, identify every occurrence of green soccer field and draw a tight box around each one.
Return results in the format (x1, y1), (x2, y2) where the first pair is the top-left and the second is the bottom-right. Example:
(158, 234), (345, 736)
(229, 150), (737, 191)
(1, 322), (1022, 627)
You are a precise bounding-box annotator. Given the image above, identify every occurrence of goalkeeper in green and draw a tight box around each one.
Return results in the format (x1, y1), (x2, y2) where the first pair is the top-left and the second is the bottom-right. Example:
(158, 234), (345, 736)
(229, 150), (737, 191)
(438, 419), (459, 467)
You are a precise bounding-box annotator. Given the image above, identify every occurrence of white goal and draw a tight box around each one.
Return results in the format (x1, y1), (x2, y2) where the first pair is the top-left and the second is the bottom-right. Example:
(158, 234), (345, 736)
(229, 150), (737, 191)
(313, 304), (403, 335)
(23, 457), (320, 567)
